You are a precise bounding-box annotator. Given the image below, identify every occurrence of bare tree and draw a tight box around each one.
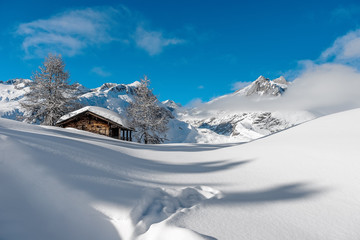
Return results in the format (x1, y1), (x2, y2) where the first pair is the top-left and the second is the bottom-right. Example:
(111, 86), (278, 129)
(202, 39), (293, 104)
(21, 53), (79, 125)
(127, 76), (169, 144)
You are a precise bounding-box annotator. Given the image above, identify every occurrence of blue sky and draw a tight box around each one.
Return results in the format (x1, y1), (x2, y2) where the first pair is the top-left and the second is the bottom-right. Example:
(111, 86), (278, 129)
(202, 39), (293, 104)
(1, 0), (360, 105)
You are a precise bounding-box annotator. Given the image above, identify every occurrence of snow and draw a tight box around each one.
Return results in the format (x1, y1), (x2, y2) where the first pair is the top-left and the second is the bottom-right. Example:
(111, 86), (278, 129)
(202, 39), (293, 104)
(57, 105), (130, 128)
(1, 108), (360, 239)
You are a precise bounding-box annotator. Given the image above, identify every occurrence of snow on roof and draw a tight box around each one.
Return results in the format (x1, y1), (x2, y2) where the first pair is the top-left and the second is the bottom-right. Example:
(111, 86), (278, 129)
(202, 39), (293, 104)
(57, 106), (129, 128)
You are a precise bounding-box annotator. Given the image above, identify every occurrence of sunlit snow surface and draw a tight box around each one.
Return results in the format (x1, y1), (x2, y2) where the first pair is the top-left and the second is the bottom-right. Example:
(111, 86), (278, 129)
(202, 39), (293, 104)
(1, 108), (360, 239)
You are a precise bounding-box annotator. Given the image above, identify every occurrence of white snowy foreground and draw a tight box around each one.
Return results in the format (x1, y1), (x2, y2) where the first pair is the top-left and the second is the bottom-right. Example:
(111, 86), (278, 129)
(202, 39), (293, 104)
(1, 108), (360, 240)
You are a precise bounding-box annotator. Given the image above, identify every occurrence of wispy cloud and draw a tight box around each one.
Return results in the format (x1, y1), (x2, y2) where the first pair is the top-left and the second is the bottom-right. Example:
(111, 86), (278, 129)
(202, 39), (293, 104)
(231, 81), (252, 91)
(320, 29), (360, 62)
(91, 67), (111, 77)
(186, 98), (203, 108)
(331, 5), (360, 21)
(16, 7), (118, 58)
(15, 6), (185, 58)
(134, 27), (184, 55)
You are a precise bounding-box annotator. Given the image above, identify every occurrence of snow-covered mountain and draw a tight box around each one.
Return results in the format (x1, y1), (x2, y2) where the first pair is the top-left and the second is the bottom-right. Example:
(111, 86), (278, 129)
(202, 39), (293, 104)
(235, 75), (289, 97)
(0, 79), (31, 119)
(77, 81), (140, 117)
(178, 110), (314, 142)
(175, 75), (313, 142)
(183, 111), (314, 141)
(0, 76), (312, 143)
(162, 99), (182, 112)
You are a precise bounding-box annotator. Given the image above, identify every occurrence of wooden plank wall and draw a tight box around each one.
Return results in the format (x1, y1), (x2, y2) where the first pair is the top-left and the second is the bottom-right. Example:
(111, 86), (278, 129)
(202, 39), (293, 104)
(63, 114), (110, 136)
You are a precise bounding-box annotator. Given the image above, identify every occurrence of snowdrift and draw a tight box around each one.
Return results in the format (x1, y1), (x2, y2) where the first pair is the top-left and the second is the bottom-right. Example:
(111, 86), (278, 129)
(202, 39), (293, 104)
(0, 108), (360, 239)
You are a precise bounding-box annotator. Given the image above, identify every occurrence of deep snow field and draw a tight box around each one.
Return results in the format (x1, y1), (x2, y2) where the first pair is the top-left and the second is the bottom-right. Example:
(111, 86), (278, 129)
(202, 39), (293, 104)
(1, 108), (360, 240)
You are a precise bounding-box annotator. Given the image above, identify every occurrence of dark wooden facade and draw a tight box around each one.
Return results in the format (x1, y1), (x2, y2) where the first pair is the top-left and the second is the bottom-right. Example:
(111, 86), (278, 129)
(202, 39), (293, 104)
(56, 111), (133, 141)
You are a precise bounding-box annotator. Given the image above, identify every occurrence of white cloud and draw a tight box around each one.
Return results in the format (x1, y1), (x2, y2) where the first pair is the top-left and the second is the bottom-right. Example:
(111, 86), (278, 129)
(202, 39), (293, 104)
(321, 29), (360, 61)
(282, 63), (360, 114)
(15, 6), (185, 58)
(91, 67), (111, 77)
(186, 98), (203, 108)
(134, 27), (184, 55)
(194, 62), (360, 116)
(231, 81), (252, 91)
(16, 8), (117, 58)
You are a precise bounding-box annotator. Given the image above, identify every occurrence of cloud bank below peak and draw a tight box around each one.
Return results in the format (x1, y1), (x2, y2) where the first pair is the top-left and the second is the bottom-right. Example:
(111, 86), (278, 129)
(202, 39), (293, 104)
(15, 6), (185, 58)
(194, 62), (360, 117)
(193, 28), (360, 117)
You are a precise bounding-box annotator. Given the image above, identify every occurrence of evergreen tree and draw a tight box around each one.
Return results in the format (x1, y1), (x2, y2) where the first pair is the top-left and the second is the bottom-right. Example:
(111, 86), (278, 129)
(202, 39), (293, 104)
(127, 76), (169, 144)
(21, 53), (79, 125)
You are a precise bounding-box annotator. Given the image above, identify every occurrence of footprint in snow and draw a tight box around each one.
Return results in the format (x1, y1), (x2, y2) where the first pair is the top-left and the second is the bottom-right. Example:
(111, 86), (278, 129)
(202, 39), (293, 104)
(130, 186), (222, 237)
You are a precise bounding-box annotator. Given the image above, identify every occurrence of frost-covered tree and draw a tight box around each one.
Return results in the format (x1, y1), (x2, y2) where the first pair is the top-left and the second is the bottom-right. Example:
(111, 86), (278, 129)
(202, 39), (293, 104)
(21, 53), (79, 125)
(127, 76), (169, 144)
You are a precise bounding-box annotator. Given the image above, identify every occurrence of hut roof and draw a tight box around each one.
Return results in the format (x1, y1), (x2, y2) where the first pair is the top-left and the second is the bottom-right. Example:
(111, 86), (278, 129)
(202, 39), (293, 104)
(57, 106), (133, 130)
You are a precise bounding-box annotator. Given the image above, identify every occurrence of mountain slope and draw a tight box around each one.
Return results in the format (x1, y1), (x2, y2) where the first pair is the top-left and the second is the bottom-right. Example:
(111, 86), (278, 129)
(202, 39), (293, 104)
(0, 79), (30, 119)
(78, 81), (140, 117)
(181, 111), (315, 142)
(1, 108), (359, 239)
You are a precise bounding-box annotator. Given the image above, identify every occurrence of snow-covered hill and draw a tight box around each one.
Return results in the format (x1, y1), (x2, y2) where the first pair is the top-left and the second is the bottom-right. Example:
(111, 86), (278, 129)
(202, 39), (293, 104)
(1, 108), (359, 239)
(0, 76), (312, 143)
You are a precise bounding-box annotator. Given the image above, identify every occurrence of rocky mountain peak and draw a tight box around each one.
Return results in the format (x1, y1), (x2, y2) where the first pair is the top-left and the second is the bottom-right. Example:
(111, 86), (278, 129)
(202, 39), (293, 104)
(255, 75), (268, 82)
(235, 75), (289, 97)
(99, 83), (118, 91)
(272, 76), (288, 85)
(162, 100), (182, 112)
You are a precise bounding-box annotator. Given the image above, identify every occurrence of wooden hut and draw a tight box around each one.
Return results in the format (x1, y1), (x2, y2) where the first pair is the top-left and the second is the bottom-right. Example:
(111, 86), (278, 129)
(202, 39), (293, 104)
(56, 106), (134, 141)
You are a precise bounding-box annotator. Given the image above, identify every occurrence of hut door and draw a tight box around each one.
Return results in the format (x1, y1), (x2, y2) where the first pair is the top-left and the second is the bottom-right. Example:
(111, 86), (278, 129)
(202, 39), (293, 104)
(110, 128), (119, 138)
